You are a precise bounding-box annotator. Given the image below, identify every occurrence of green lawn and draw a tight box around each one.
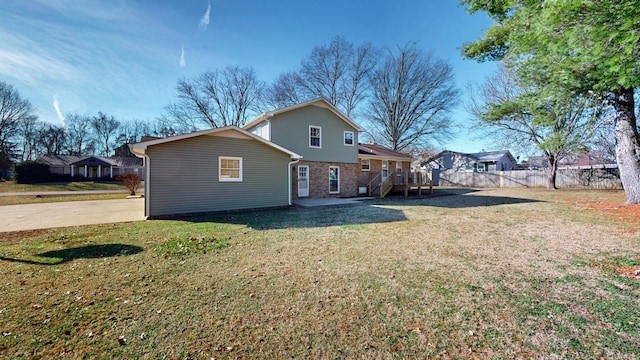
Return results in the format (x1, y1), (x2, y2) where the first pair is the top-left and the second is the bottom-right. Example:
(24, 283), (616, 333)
(0, 193), (132, 206)
(0, 188), (638, 359)
(0, 181), (127, 193)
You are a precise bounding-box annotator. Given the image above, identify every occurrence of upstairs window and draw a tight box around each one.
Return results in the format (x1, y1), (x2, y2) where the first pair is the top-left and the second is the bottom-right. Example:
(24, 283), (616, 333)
(219, 156), (243, 182)
(344, 131), (354, 146)
(309, 126), (321, 148)
(251, 121), (270, 140)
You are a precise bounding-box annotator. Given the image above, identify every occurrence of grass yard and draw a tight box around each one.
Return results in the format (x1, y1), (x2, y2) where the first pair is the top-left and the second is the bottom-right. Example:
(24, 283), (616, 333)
(0, 181), (127, 193)
(0, 193), (132, 206)
(0, 188), (638, 359)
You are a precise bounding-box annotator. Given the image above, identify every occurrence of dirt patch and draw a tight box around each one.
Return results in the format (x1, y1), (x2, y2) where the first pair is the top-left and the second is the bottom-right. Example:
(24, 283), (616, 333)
(608, 265), (640, 280)
(572, 198), (640, 229)
(0, 228), (54, 241)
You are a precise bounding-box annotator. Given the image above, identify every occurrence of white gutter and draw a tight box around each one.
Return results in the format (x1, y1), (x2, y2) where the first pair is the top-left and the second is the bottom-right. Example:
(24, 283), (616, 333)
(287, 158), (300, 205)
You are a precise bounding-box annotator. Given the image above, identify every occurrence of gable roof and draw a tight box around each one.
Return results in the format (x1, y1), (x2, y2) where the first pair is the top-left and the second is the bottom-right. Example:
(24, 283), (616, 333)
(358, 143), (413, 161)
(129, 125), (302, 159)
(243, 98), (365, 132)
(421, 150), (516, 166)
(36, 155), (143, 167)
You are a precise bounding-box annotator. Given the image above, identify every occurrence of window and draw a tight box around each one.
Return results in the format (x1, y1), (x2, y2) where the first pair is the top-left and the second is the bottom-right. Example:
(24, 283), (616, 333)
(396, 161), (403, 170)
(475, 163), (487, 172)
(344, 131), (354, 146)
(309, 125), (321, 148)
(361, 158), (371, 171)
(329, 166), (340, 193)
(251, 121), (270, 140)
(219, 156), (243, 182)
(382, 160), (389, 179)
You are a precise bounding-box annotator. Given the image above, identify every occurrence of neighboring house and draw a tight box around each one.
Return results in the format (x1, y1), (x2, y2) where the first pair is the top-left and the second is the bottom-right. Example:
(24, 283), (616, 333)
(421, 150), (517, 186)
(358, 142), (415, 197)
(244, 98), (365, 199)
(422, 150), (517, 172)
(129, 126), (301, 218)
(36, 155), (144, 179)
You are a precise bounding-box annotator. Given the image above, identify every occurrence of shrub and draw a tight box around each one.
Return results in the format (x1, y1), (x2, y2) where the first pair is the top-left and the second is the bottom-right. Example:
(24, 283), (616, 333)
(116, 173), (142, 195)
(13, 161), (53, 184)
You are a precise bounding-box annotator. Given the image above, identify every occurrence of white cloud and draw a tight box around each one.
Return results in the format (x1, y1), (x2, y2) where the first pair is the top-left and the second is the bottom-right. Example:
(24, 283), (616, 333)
(199, 1), (211, 30)
(180, 43), (186, 67)
(53, 96), (65, 126)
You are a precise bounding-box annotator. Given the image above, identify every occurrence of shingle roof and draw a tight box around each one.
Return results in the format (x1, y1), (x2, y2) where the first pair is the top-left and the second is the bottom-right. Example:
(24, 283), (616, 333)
(358, 143), (413, 160)
(471, 150), (514, 163)
(36, 155), (143, 167)
(421, 150), (516, 166)
(36, 155), (81, 166)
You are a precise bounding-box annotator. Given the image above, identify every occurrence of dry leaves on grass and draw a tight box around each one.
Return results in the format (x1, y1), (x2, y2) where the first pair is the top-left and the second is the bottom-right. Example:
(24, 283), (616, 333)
(570, 198), (640, 280)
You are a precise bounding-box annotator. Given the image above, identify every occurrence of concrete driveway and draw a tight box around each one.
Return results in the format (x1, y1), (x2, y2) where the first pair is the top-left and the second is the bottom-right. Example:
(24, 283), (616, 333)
(0, 198), (145, 232)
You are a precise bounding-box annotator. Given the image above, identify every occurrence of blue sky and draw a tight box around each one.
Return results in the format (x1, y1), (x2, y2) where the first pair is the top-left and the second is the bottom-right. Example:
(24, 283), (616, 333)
(0, 0), (498, 153)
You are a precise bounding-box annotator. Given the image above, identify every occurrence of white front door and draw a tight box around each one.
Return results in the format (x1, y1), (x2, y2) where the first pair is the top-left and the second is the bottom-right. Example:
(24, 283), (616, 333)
(298, 165), (309, 197)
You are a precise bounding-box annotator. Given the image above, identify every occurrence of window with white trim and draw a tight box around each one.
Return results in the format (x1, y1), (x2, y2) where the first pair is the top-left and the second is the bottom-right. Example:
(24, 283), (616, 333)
(361, 158), (371, 171)
(219, 156), (243, 182)
(309, 125), (321, 148)
(344, 131), (354, 146)
(382, 160), (389, 179)
(329, 166), (340, 193)
(251, 121), (270, 141)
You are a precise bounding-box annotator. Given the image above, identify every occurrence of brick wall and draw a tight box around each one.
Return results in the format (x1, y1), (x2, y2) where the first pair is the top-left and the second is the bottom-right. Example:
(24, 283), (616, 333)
(292, 160), (359, 199)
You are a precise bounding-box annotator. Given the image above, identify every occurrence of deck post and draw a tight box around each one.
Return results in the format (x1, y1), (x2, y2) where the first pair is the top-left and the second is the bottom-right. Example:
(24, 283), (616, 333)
(404, 169), (409, 197)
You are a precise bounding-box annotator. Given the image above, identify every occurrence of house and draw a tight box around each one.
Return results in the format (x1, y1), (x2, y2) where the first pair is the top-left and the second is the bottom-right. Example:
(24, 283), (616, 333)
(129, 126), (301, 218)
(244, 98), (365, 199)
(36, 155), (144, 179)
(358, 142), (415, 197)
(422, 150), (517, 172)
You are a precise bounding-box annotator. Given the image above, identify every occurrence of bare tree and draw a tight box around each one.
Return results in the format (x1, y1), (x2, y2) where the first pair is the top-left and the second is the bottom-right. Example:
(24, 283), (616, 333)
(115, 119), (151, 148)
(163, 65), (265, 131)
(265, 71), (304, 110)
(467, 63), (607, 189)
(64, 113), (94, 156)
(267, 36), (379, 117)
(38, 123), (66, 155)
(91, 112), (120, 156)
(0, 81), (38, 168)
(16, 116), (41, 161)
(366, 45), (458, 151)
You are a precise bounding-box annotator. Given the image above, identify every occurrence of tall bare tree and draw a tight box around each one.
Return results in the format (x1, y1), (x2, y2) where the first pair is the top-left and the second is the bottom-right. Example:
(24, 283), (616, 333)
(0, 81), (37, 168)
(91, 112), (120, 156)
(16, 116), (41, 161)
(38, 123), (66, 155)
(267, 36), (379, 117)
(366, 45), (458, 151)
(115, 119), (151, 148)
(64, 113), (94, 156)
(163, 65), (265, 131)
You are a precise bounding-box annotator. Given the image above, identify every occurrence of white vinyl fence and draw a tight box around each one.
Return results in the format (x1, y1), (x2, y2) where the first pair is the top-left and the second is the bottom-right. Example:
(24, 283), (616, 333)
(435, 167), (621, 189)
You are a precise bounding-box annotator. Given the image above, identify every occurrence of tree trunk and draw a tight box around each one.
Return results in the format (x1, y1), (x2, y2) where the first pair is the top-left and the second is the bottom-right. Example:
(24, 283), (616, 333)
(613, 88), (640, 204)
(547, 153), (558, 190)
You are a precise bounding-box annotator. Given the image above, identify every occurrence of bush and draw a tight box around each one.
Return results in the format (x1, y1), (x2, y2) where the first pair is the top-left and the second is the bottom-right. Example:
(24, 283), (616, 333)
(116, 173), (142, 195)
(13, 161), (54, 184)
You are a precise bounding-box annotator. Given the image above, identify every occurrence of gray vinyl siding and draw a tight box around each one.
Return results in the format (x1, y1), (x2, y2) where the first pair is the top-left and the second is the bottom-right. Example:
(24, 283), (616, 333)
(146, 135), (290, 216)
(265, 106), (359, 163)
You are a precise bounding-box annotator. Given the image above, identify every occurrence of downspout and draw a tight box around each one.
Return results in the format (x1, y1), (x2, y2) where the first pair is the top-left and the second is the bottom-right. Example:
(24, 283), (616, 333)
(143, 154), (150, 218)
(287, 158), (300, 205)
